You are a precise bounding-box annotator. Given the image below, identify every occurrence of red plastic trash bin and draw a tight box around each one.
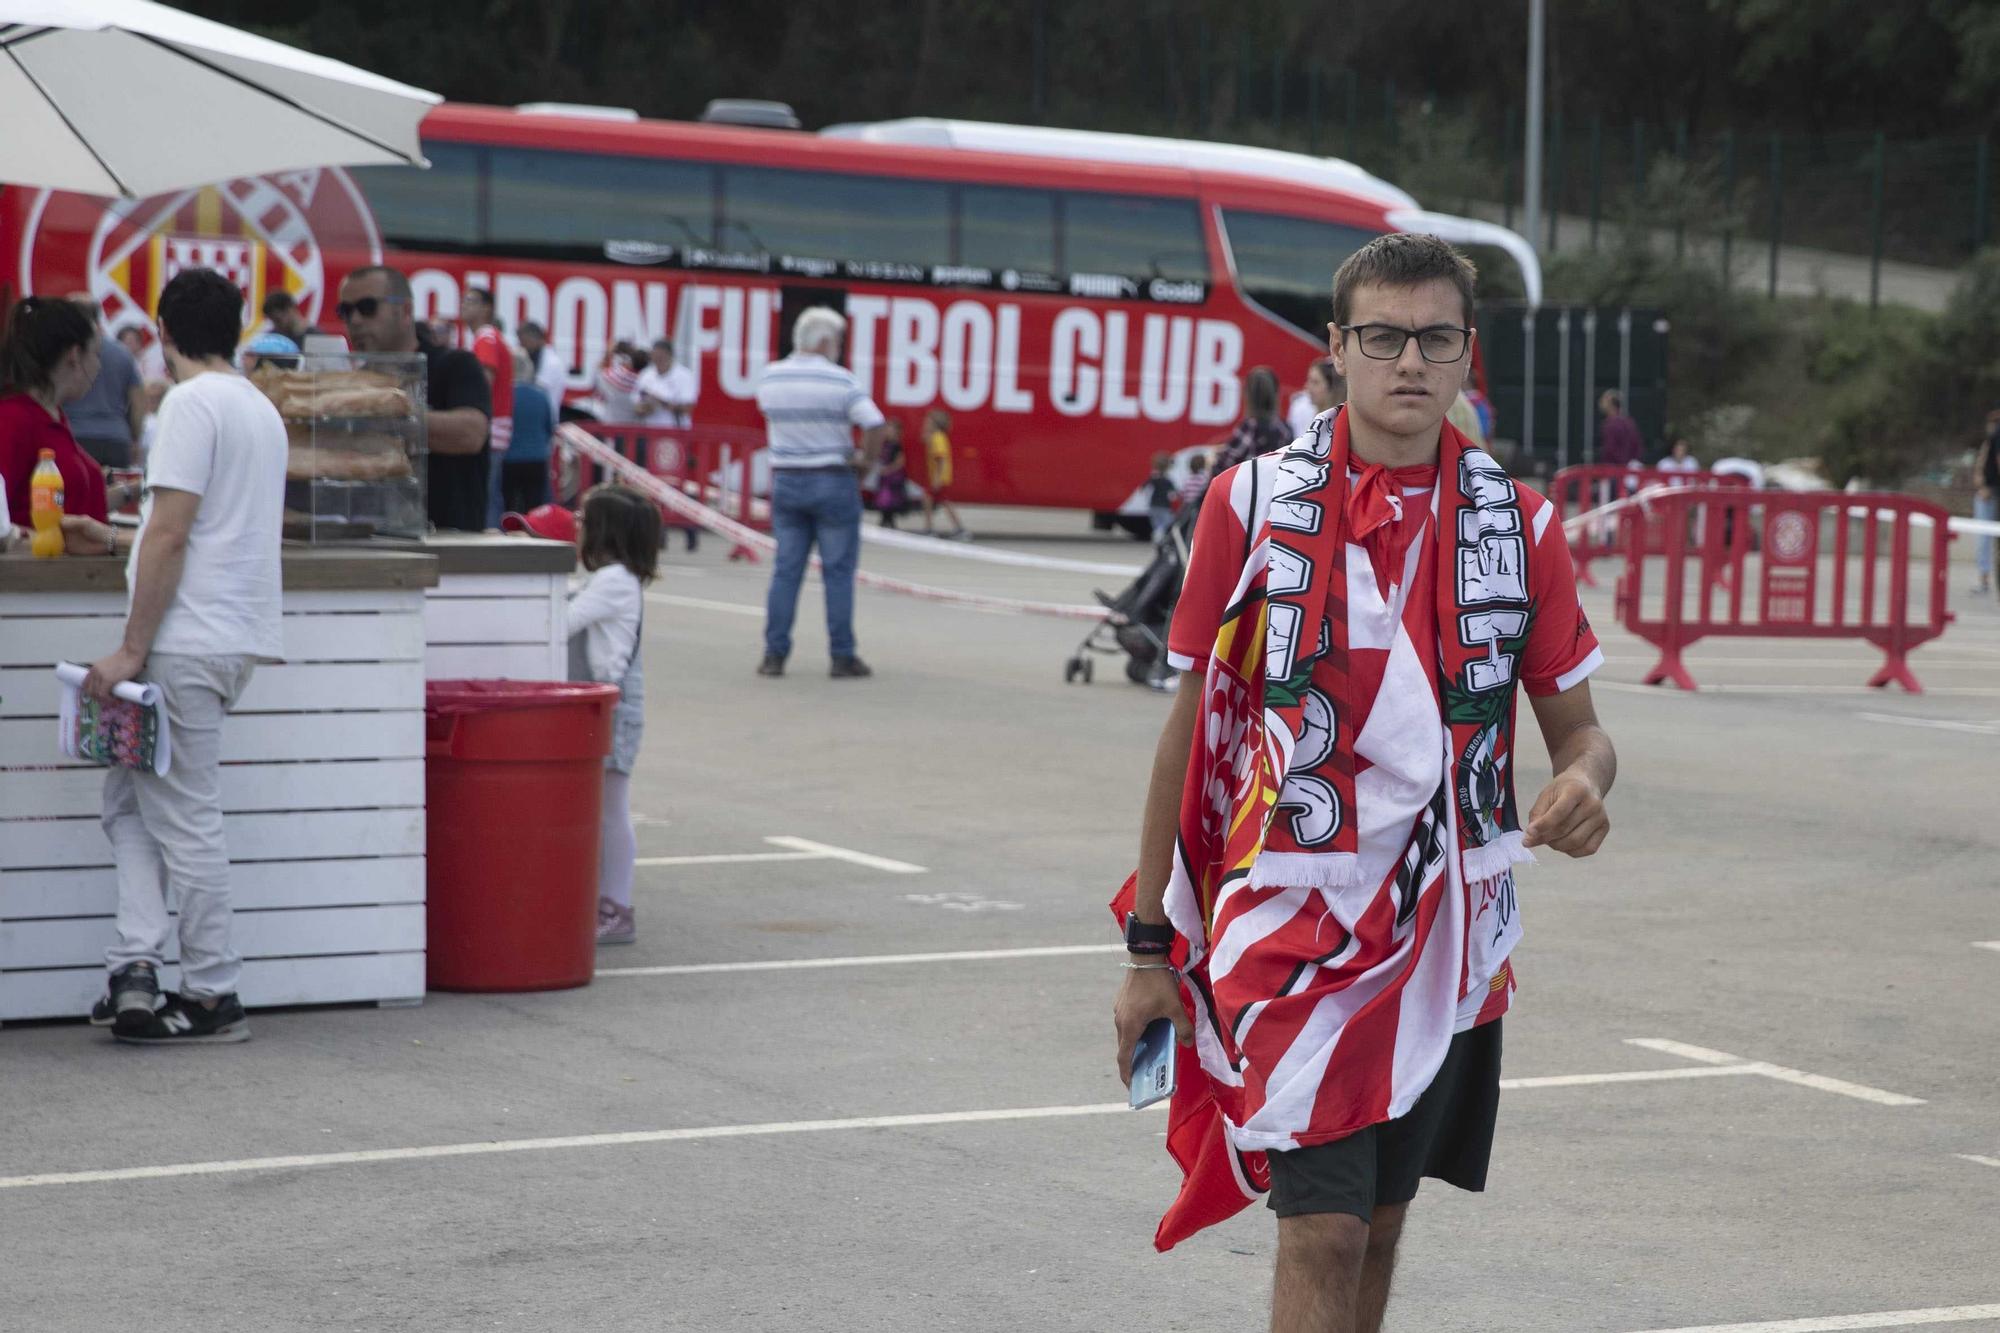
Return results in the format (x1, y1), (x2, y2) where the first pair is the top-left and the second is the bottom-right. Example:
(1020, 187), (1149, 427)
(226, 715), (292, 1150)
(424, 680), (621, 991)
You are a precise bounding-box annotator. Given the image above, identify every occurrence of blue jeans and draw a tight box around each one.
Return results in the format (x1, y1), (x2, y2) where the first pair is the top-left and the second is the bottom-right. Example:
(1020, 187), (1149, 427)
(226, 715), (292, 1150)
(1977, 491), (1997, 579)
(485, 449), (506, 530)
(765, 467), (862, 660)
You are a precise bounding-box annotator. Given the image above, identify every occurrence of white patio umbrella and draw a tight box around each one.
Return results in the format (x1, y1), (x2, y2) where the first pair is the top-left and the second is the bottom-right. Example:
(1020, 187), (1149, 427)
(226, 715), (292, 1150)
(0, 0), (439, 198)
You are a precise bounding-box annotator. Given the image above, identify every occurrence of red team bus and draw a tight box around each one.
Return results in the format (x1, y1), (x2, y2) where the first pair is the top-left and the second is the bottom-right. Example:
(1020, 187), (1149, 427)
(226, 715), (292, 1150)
(0, 102), (1537, 521)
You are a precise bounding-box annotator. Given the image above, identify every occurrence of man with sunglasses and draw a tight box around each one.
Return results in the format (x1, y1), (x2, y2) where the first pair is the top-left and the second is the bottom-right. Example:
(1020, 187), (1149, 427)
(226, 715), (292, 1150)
(1114, 233), (1616, 1331)
(336, 267), (491, 531)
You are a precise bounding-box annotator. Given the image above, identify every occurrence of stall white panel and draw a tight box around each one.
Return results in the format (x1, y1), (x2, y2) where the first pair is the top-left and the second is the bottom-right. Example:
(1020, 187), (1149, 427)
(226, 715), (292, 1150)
(0, 710), (423, 767)
(421, 569), (566, 680)
(1, 587), (431, 1022)
(0, 660), (427, 717)
(1, 758), (424, 820)
(4, 808), (425, 870)
(425, 643), (563, 680)
(1, 951), (425, 1022)
(4, 904), (425, 969)
(2, 856), (425, 920)
(0, 608), (424, 668)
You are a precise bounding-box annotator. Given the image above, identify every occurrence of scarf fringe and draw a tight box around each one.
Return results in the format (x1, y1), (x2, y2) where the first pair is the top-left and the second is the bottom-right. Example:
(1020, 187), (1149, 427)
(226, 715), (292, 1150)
(1247, 851), (1363, 892)
(1462, 830), (1536, 883)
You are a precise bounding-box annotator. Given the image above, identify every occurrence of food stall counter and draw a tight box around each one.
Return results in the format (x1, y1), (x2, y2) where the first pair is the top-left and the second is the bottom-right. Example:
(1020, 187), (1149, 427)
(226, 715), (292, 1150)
(1, 546), (441, 1022)
(419, 534), (576, 681)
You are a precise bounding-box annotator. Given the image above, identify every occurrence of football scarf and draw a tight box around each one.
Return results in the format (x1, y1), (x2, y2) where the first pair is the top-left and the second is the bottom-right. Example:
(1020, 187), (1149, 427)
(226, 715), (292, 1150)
(1111, 407), (1539, 1251)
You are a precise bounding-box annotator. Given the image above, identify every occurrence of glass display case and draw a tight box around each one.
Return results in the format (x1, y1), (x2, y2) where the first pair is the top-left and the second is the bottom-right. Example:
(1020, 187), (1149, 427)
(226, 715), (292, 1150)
(253, 351), (426, 541)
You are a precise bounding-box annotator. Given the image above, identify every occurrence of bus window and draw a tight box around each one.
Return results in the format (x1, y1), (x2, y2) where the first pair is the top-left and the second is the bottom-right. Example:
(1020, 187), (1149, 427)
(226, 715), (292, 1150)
(1061, 193), (1206, 282)
(957, 185), (1057, 274)
(489, 148), (715, 259)
(1220, 209), (1379, 340)
(350, 142), (483, 251)
(719, 166), (951, 267)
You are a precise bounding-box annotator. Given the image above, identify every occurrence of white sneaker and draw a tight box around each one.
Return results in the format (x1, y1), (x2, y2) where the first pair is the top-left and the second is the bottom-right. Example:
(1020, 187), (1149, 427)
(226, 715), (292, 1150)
(596, 898), (636, 946)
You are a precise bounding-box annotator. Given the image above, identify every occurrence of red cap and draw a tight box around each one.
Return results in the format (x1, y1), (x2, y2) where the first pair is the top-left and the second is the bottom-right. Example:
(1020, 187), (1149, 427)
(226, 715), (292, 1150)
(500, 504), (577, 543)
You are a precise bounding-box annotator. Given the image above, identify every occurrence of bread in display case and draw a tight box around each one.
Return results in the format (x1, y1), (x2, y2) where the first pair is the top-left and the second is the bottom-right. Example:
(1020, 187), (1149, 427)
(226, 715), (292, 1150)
(252, 352), (427, 541)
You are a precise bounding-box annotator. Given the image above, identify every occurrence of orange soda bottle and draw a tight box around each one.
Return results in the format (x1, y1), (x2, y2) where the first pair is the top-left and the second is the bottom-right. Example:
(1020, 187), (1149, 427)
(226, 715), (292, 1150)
(29, 448), (65, 558)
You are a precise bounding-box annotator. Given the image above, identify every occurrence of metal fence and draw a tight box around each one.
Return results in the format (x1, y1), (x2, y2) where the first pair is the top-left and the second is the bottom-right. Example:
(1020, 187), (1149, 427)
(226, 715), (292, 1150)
(1516, 119), (1988, 280)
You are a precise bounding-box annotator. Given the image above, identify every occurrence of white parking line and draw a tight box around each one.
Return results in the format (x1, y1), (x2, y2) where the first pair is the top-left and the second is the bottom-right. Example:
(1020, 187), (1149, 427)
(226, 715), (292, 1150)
(1595, 681), (2000, 698)
(1972, 942), (2000, 955)
(0, 1103), (1146, 1192)
(1629, 1303), (2000, 1332)
(634, 851), (823, 868)
(0, 1052), (1805, 1192)
(762, 836), (927, 874)
(1956, 1154), (2000, 1170)
(635, 836), (926, 875)
(1501, 1065), (1762, 1090)
(1859, 712), (2000, 736)
(644, 592), (762, 617)
(598, 944), (1121, 977)
(1601, 656), (1996, 670)
(1626, 1038), (1925, 1106)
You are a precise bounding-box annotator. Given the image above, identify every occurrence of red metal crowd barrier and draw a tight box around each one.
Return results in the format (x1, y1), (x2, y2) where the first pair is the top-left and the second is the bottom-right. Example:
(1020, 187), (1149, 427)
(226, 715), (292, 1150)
(557, 422), (770, 562)
(1615, 487), (1955, 693)
(1551, 465), (1748, 586)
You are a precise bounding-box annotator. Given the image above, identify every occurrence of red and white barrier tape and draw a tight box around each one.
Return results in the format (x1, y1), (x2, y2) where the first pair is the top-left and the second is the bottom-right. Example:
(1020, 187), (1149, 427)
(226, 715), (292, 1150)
(857, 522), (1145, 577)
(1559, 483), (1680, 536)
(560, 426), (1109, 622)
(652, 458), (1145, 576)
(664, 480), (1144, 580)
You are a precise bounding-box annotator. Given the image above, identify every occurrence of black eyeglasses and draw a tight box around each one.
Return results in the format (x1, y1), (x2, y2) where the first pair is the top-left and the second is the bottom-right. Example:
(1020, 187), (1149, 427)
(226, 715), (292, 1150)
(335, 295), (407, 322)
(1338, 323), (1472, 364)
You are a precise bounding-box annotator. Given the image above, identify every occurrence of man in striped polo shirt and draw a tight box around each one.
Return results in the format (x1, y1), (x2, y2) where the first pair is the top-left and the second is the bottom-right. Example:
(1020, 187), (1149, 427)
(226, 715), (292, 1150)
(753, 306), (887, 679)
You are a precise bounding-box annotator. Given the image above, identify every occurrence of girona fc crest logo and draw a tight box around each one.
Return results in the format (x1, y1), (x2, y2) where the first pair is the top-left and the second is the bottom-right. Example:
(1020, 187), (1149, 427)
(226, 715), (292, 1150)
(1768, 509), (1813, 564)
(17, 168), (383, 341)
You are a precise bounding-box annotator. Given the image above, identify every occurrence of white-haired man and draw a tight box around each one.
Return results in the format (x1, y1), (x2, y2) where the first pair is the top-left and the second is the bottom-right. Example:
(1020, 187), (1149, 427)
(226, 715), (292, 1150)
(752, 306), (887, 678)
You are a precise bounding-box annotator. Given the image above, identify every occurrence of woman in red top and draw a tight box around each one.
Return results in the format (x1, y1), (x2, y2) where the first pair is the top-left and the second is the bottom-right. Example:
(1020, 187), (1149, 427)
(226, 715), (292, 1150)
(0, 295), (111, 526)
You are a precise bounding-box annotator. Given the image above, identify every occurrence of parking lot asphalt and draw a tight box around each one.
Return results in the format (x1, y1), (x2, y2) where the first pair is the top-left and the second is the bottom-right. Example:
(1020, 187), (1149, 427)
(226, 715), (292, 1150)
(5, 507), (1997, 1332)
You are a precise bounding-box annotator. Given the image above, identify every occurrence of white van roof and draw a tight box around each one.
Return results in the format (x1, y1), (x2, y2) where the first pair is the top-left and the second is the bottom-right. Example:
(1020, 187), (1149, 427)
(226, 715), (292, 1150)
(816, 117), (1540, 306)
(818, 117), (1418, 212)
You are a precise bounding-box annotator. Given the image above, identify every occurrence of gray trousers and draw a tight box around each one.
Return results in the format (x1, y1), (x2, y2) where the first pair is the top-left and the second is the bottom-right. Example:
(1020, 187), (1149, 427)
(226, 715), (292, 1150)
(102, 652), (257, 999)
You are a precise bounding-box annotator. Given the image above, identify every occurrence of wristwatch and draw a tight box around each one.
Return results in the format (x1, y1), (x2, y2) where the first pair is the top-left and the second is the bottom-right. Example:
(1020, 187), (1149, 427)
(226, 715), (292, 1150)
(1123, 912), (1175, 955)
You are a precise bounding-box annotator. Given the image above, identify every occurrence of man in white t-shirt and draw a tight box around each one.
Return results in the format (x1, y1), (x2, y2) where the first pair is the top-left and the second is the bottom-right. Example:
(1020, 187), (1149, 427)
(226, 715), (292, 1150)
(636, 337), (698, 429)
(72, 267), (287, 1046)
(519, 321), (568, 416)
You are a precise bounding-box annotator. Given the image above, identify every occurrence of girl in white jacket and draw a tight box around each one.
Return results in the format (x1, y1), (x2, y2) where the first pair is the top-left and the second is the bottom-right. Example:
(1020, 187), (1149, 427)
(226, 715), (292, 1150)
(566, 486), (663, 945)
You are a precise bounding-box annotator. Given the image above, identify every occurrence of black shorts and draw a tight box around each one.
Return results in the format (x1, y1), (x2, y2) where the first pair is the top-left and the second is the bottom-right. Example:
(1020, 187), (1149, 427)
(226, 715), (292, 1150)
(1266, 1019), (1502, 1224)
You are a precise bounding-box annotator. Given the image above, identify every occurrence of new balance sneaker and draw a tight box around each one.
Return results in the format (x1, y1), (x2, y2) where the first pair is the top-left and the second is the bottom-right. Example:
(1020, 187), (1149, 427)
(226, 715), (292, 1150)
(829, 656), (873, 679)
(757, 653), (787, 677)
(89, 962), (160, 1033)
(114, 992), (250, 1045)
(597, 898), (637, 946)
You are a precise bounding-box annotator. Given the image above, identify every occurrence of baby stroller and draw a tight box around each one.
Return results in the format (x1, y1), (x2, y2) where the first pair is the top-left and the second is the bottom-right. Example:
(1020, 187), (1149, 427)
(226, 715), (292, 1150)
(1064, 501), (1197, 688)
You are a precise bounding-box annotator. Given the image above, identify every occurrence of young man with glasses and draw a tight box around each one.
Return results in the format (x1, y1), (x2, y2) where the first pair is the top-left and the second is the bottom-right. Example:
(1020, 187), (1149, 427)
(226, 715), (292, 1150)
(336, 266), (491, 531)
(1113, 233), (1617, 1332)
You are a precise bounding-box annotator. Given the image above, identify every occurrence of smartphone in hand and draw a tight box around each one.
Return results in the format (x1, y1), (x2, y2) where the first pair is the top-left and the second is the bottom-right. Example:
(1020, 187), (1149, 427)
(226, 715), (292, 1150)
(1129, 1016), (1178, 1110)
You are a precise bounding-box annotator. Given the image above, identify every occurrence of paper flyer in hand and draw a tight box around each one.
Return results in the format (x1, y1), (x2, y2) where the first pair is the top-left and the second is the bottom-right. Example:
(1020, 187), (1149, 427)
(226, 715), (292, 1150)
(55, 661), (171, 776)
